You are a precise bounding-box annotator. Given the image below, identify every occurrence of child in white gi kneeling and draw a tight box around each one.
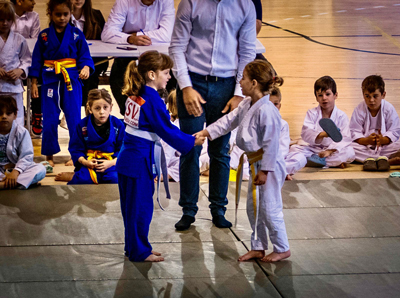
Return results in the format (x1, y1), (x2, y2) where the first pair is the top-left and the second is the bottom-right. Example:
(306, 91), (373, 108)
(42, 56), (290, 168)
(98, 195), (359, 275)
(195, 60), (290, 262)
(0, 95), (46, 190)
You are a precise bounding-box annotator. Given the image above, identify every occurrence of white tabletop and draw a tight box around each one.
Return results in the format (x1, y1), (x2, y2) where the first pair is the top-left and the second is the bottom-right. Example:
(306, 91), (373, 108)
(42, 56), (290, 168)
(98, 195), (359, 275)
(27, 39), (265, 57)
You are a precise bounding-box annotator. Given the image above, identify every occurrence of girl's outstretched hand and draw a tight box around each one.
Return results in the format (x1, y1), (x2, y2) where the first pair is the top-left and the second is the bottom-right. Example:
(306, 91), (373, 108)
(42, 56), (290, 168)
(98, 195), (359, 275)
(193, 129), (209, 146)
(79, 66), (90, 80)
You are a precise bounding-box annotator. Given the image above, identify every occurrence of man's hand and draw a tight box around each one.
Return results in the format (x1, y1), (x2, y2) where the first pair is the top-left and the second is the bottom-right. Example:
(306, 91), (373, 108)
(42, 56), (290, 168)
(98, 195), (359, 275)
(128, 34), (152, 46)
(0, 67), (8, 79)
(253, 170), (268, 185)
(221, 95), (243, 113)
(6, 69), (24, 81)
(182, 86), (206, 117)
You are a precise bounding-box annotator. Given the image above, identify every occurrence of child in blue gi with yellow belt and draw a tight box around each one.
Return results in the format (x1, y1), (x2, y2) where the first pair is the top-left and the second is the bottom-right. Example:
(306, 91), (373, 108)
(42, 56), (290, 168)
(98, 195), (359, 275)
(117, 51), (205, 262)
(30, 0), (94, 167)
(61, 89), (124, 184)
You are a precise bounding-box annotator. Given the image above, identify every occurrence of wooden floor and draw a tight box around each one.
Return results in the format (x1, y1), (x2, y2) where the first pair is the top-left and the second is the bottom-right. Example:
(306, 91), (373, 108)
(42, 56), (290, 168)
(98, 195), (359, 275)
(33, 0), (400, 138)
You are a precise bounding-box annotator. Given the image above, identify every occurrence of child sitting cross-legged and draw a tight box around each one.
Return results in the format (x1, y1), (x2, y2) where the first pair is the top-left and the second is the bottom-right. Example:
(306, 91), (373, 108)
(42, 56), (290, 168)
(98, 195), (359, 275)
(285, 76), (355, 176)
(0, 95), (46, 190)
(55, 89), (125, 184)
(350, 75), (400, 171)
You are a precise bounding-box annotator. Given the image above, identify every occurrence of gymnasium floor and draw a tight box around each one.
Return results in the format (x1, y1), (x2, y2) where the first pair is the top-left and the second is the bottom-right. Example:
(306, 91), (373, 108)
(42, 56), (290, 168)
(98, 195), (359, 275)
(1, 1), (400, 297)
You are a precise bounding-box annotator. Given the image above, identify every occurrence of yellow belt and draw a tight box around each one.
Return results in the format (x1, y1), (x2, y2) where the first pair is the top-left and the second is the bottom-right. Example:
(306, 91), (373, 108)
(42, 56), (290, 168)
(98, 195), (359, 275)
(236, 148), (263, 239)
(44, 58), (77, 91)
(86, 150), (114, 184)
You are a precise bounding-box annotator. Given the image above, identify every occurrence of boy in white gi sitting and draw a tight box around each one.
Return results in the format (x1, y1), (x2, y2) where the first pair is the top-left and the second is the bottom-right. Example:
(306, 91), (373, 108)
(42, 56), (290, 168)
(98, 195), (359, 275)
(0, 95), (46, 190)
(285, 76), (355, 176)
(350, 75), (400, 171)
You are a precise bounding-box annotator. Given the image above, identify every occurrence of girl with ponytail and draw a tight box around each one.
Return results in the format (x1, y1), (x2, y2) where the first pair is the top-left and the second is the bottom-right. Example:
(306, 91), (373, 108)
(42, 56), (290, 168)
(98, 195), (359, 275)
(116, 51), (205, 262)
(195, 59), (291, 263)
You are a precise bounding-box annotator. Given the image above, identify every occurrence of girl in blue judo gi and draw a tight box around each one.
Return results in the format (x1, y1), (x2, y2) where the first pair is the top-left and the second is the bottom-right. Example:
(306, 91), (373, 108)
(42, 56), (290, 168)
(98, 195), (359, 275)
(117, 51), (205, 262)
(63, 89), (125, 185)
(30, 0), (94, 167)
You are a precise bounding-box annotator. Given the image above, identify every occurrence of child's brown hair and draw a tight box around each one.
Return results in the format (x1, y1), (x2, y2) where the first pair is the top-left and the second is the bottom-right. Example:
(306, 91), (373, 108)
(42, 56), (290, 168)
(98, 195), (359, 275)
(166, 89), (178, 121)
(314, 76), (337, 96)
(122, 51), (173, 97)
(270, 86), (282, 102)
(85, 89), (112, 116)
(362, 75), (385, 94)
(0, 95), (18, 115)
(0, 1), (16, 24)
(244, 60), (283, 94)
(47, 0), (72, 24)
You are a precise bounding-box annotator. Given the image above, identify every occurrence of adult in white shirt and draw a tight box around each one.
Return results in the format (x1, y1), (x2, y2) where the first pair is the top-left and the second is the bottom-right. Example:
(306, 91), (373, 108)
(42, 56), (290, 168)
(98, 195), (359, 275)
(101, 0), (175, 115)
(169, 0), (256, 231)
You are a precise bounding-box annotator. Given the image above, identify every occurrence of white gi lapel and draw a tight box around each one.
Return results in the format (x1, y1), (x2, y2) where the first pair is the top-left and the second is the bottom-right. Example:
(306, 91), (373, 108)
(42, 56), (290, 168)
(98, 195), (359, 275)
(0, 31), (14, 70)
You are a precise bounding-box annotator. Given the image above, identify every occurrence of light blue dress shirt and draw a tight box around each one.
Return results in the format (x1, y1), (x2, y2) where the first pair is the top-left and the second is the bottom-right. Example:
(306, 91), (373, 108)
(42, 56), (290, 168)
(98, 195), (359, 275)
(169, 0), (256, 96)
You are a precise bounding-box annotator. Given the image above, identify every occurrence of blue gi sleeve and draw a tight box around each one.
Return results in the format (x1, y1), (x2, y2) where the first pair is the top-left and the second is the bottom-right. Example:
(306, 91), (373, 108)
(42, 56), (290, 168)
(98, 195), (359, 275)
(68, 121), (87, 168)
(113, 117), (126, 158)
(76, 29), (95, 74)
(29, 33), (45, 78)
(147, 97), (195, 155)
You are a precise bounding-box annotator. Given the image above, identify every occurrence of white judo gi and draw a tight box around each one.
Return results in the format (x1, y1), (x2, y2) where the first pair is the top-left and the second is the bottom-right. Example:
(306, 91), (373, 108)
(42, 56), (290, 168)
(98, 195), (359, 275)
(0, 122), (46, 189)
(350, 100), (400, 162)
(207, 95), (289, 253)
(285, 106), (355, 174)
(0, 31), (31, 126)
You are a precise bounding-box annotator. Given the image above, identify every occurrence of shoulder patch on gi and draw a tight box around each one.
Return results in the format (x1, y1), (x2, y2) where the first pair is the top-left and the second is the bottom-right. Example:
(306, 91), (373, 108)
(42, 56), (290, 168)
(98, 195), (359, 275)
(124, 96), (146, 129)
(41, 32), (47, 42)
(74, 33), (79, 40)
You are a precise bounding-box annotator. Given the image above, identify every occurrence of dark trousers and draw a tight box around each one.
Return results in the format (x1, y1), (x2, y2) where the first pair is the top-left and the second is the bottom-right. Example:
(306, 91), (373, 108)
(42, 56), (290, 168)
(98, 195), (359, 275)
(177, 72), (235, 217)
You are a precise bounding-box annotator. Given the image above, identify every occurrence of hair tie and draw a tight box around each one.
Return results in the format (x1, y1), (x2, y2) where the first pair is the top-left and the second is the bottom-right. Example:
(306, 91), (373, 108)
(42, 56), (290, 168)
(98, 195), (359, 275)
(135, 59), (139, 66)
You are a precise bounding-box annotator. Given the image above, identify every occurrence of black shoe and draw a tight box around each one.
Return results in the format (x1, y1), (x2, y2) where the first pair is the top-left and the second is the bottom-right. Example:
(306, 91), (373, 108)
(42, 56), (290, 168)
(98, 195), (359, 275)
(212, 215), (232, 228)
(175, 215), (195, 231)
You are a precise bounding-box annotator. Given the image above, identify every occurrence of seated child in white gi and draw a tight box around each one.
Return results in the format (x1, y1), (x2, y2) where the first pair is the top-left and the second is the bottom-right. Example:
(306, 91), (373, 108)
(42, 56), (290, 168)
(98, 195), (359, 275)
(285, 76), (355, 176)
(269, 86), (292, 180)
(195, 60), (291, 262)
(0, 95), (46, 190)
(350, 75), (400, 171)
(161, 90), (181, 182)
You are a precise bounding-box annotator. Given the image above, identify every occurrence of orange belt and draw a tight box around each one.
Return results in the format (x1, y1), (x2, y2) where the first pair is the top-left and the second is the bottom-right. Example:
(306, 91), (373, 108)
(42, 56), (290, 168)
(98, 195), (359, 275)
(86, 150), (114, 184)
(44, 58), (77, 91)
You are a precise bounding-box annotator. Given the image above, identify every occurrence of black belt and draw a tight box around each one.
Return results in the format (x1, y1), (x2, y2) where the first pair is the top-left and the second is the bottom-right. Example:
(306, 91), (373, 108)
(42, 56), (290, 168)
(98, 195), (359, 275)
(189, 71), (234, 82)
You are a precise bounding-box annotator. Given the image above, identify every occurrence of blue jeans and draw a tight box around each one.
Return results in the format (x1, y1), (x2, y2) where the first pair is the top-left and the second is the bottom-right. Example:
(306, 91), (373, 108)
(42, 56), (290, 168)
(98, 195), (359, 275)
(177, 72), (235, 217)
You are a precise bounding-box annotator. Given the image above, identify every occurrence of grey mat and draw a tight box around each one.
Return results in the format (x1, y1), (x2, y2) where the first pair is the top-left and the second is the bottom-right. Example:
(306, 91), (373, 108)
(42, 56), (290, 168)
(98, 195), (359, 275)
(254, 238), (400, 276)
(269, 274), (400, 298)
(232, 206), (400, 241)
(281, 178), (400, 208)
(1, 178), (400, 297)
(1, 276), (280, 298)
(0, 242), (268, 282)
